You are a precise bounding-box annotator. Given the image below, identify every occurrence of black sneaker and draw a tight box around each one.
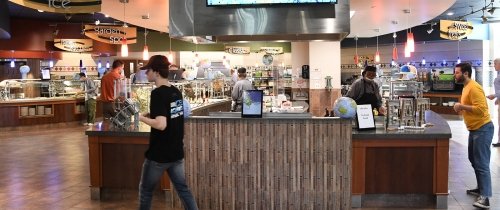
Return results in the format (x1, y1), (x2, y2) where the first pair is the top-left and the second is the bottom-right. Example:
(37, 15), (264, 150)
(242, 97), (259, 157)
(493, 143), (500, 147)
(467, 188), (480, 196)
(473, 196), (490, 209)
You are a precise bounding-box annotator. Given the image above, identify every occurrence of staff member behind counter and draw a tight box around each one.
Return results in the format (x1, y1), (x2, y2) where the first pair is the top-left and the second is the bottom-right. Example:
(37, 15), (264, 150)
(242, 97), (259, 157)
(346, 65), (386, 115)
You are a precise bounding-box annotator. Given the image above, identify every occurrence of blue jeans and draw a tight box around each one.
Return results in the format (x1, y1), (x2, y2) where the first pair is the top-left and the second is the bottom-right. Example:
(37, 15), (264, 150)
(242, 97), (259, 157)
(468, 121), (494, 197)
(139, 159), (198, 210)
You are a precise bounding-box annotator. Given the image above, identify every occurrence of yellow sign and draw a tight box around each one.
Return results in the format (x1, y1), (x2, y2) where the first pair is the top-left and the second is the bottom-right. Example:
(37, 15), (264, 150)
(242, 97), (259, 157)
(440, 20), (473, 40)
(54, 39), (93, 52)
(83, 25), (137, 45)
(260, 47), (283, 55)
(9, 0), (101, 14)
(225, 46), (250, 55)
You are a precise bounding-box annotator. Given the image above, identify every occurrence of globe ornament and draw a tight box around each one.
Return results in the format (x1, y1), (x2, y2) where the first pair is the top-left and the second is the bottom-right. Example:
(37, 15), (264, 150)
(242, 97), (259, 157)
(333, 97), (357, 119)
(19, 65), (30, 79)
(398, 65), (417, 80)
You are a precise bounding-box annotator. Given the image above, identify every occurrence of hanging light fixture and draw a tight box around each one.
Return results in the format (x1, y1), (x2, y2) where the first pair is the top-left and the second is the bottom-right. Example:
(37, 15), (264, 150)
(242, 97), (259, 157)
(374, 35), (380, 63)
(120, 0), (128, 57)
(407, 30), (415, 52)
(404, 42), (411, 58)
(10, 50), (15, 68)
(49, 51), (54, 68)
(422, 57), (426, 65)
(98, 60), (102, 68)
(167, 36), (174, 62)
(143, 29), (149, 60)
(392, 33), (398, 61)
(391, 59), (396, 66)
(354, 36), (359, 65)
(456, 40), (461, 64)
(106, 60), (110, 69)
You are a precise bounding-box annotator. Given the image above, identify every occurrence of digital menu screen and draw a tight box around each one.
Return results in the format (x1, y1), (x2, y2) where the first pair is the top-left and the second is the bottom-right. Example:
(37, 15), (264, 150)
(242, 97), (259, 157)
(242, 90), (263, 118)
(207, 0), (337, 6)
(41, 68), (51, 80)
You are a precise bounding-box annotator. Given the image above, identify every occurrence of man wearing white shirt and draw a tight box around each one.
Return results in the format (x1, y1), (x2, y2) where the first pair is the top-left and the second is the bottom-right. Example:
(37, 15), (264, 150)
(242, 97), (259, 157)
(487, 58), (500, 147)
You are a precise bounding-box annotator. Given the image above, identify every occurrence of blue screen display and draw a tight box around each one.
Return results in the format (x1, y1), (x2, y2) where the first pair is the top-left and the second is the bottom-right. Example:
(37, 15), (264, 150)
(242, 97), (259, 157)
(207, 0), (337, 6)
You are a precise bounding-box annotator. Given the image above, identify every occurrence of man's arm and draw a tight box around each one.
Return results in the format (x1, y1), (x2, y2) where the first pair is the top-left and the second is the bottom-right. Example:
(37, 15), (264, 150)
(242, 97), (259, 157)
(139, 115), (167, 130)
(84, 80), (96, 94)
(346, 80), (362, 100)
(454, 88), (488, 115)
(231, 83), (241, 101)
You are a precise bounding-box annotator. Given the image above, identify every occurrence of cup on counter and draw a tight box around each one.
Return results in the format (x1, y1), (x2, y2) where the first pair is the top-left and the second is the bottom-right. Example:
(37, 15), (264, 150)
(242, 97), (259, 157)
(448, 101), (455, 107)
(442, 102), (448, 106)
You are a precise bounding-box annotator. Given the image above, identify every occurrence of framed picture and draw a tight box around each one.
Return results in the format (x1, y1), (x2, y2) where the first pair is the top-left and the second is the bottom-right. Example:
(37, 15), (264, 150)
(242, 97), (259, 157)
(356, 104), (376, 130)
(241, 90), (263, 118)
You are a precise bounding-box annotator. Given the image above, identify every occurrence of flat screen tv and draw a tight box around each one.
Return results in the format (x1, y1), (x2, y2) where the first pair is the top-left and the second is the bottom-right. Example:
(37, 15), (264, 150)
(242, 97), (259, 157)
(207, 0), (337, 6)
(241, 90), (263, 118)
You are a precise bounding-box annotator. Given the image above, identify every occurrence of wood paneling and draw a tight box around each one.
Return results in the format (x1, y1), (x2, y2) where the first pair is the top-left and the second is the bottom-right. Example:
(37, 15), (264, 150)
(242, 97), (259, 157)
(182, 118), (352, 209)
(365, 147), (434, 193)
(352, 137), (449, 196)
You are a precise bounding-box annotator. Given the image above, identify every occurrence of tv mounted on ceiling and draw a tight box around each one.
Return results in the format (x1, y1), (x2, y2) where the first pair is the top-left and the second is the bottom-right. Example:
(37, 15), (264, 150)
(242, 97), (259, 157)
(207, 0), (337, 6)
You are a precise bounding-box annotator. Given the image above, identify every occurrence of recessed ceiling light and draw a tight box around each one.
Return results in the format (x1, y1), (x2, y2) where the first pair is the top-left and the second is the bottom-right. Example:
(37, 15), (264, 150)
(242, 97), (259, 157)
(37, 9), (44, 12)
(447, 12), (454, 16)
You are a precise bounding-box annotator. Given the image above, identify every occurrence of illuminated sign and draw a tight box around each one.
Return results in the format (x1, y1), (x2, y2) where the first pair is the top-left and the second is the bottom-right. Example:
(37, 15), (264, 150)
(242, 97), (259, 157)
(83, 25), (137, 44)
(54, 39), (93, 52)
(9, 0), (101, 14)
(440, 20), (473, 40)
(225, 46), (251, 55)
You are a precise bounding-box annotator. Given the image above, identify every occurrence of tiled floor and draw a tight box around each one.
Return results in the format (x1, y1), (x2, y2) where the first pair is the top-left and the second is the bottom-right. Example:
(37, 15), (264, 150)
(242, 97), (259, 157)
(0, 115), (500, 209)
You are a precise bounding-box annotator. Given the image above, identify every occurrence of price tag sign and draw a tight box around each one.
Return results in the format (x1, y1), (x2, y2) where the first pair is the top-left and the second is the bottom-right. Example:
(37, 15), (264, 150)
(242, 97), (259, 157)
(356, 104), (376, 130)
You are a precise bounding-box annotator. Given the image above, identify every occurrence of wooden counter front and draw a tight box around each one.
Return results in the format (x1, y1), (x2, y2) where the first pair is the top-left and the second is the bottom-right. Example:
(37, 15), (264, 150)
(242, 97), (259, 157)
(86, 116), (353, 209)
(0, 97), (102, 127)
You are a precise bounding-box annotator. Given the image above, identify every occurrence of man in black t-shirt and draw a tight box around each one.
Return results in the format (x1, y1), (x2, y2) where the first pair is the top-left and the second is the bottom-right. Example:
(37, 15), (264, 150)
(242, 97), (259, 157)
(138, 55), (198, 210)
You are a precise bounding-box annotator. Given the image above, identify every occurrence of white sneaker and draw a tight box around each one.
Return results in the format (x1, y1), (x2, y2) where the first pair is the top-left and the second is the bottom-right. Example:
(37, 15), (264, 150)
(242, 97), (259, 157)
(87, 123), (94, 126)
(83, 123), (89, 126)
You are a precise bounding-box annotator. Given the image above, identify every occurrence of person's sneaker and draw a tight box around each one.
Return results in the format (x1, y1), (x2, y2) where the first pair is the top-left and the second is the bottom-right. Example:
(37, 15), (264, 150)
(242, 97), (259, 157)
(87, 123), (94, 126)
(83, 123), (89, 126)
(492, 143), (500, 147)
(473, 196), (490, 209)
(466, 188), (480, 196)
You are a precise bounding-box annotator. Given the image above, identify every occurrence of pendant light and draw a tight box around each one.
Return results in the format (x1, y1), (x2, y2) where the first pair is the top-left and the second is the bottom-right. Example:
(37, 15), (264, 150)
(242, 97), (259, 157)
(10, 50), (15, 68)
(167, 36), (174, 62)
(121, 37), (129, 57)
(106, 60), (110, 69)
(354, 36), (359, 65)
(392, 33), (398, 60)
(422, 57), (426, 65)
(407, 30), (415, 52)
(97, 60), (102, 68)
(48, 51), (54, 68)
(143, 28), (149, 60)
(120, 1), (129, 57)
(374, 35), (380, 63)
(404, 42), (411, 58)
(456, 40), (461, 64)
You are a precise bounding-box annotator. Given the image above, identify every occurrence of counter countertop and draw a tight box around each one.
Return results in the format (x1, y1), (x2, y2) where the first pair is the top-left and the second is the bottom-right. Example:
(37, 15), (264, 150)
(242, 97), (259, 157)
(0, 97), (85, 105)
(352, 110), (451, 140)
(86, 110), (451, 140)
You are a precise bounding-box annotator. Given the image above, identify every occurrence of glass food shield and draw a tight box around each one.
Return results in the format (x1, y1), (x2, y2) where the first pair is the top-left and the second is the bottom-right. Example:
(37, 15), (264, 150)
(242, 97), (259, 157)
(241, 90), (263, 118)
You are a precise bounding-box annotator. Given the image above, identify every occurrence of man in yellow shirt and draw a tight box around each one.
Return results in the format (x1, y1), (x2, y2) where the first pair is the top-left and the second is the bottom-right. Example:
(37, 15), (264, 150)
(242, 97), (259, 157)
(453, 62), (493, 209)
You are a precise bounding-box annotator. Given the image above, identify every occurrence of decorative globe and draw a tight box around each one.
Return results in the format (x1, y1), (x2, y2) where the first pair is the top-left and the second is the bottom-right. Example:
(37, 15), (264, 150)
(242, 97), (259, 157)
(333, 97), (357, 119)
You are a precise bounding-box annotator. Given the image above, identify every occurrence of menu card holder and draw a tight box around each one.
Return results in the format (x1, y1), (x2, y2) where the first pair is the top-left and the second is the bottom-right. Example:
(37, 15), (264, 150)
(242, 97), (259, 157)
(356, 104), (376, 130)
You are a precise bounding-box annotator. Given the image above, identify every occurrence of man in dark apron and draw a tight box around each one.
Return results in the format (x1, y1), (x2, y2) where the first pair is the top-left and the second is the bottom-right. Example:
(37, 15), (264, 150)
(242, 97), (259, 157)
(346, 65), (386, 115)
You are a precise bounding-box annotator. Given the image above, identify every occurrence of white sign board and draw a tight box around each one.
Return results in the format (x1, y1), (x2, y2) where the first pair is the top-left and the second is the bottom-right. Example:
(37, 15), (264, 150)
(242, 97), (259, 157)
(356, 104), (375, 130)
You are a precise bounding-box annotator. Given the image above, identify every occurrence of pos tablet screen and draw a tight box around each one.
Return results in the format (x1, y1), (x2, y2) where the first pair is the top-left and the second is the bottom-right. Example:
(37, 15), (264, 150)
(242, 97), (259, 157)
(241, 90), (263, 118)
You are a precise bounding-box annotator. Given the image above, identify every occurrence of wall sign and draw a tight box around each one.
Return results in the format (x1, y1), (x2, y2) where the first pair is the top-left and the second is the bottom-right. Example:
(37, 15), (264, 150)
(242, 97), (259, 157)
(10, 0), (101, 14)
(440, 20), (473, 40)
(225, 46), (250, 55)
(356, 104), (375, 130)
(260, 47), (283, 55)
(83, 25), (137, 44)
(54, 39), (93, 52)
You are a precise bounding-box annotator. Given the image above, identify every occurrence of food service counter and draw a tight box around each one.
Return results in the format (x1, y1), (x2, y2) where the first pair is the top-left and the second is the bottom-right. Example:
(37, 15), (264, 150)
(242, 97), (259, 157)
(423, 91), (462, 115)
(0, 97), (102, 127)
(352, 110), (451, 209)
(85, 114), (352, 209)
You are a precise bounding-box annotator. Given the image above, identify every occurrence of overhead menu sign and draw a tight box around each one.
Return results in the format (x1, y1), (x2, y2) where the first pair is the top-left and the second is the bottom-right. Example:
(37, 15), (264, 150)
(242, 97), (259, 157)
(83, 25), (137, 44)
(9, 0), (102, 14)
(54, 39), (93, 52)
(440, 20), (474, 40)
(260, 47), (283, 55)
(225, 46), (250, 55)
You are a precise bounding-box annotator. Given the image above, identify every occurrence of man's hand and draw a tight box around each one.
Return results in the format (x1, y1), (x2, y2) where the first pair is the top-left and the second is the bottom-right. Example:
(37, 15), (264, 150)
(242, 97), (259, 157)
(487, 94), (496, 100)
(453, 103), (462, 112)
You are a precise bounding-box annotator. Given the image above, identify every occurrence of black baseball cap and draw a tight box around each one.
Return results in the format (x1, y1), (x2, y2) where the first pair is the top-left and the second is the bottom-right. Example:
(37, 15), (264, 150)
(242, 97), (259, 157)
(140, 55), (170, 72)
